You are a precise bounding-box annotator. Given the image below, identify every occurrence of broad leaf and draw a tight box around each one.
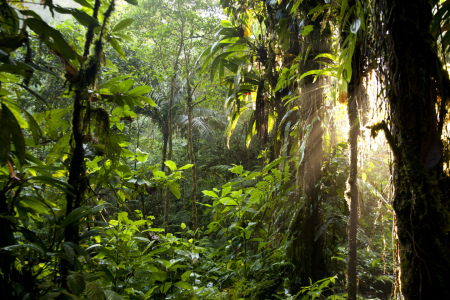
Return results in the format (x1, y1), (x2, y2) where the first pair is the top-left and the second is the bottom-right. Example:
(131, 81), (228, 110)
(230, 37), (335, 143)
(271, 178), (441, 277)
(112, 18), (134, 32)
(164, 160), (177, 171)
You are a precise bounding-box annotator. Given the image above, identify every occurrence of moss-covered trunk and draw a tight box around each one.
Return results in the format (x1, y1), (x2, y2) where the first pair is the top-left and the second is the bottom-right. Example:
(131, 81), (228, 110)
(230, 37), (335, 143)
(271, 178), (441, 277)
(346, 48), (362, 300)
(380, 0), (450, 297)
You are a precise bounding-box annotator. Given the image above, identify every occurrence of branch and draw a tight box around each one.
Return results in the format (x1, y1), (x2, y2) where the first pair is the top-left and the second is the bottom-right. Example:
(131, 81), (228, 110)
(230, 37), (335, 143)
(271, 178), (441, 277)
(193, 96), (208, 107)
(367, 120), (399, 158)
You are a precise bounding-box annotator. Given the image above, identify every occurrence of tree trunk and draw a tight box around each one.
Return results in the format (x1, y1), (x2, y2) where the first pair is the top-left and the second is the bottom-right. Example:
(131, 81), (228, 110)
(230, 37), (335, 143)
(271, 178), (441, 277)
(182, 43), (198, 239)
(164, 21), (184, 232)
(378, 0), (450, 298)
(187, 97), (198, 239)
(346, 73), (360, 300)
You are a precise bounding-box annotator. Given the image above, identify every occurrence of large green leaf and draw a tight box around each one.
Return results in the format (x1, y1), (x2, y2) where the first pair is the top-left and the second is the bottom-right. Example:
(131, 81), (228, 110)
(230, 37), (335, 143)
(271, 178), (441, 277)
(136, 148), (149, 163)
(109, 37), (125, 59)
(26, 18), (77, 60)
(1, 103), (25, 164)
(202, 190), (219, 198)
(112, 18), (134, 32)
(160, 282), (172, 293)
(169, 183), (181, 199)
(29, 175), (74, 196)
(174, 281), (193, 290)
(62, 204), (109, 227)
(128, 85), (151, 95)
(53, 7), (101, 28)
(164, 160), (177, 171)
(71, 0), (94, 9)
(0, 104), (11, 165)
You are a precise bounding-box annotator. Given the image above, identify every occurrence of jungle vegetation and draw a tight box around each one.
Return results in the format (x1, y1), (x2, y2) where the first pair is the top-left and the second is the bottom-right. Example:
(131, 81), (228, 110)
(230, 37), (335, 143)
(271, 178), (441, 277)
(1, 0), (449, 299)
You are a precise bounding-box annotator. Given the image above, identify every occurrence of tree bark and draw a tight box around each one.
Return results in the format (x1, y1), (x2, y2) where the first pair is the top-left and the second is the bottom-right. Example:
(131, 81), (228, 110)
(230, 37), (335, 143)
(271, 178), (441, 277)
(346, 77), (360, 300)
(378, 0), (450, 298)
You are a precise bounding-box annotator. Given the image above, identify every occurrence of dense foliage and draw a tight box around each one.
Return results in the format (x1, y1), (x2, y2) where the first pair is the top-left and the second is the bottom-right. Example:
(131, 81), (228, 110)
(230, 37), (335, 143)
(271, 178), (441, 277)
(1, 0), (449, 299)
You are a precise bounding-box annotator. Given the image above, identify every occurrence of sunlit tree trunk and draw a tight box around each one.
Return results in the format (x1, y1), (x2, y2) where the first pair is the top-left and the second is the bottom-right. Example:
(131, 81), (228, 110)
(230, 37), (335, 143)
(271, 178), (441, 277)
(375, 0), (450, 298)
(346, 56), (361, 300)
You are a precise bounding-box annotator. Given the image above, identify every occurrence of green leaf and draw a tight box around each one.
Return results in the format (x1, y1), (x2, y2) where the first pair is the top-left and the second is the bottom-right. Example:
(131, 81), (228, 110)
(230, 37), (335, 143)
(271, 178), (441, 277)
(178, 164), (193, 170)
(72, 0), (94, 9)
(105, 59), (118, 71)
(219, 197), (238, 206)
(26, 18), (76, 60)
(151, 271), (167, 282)
(290, 0), (305, 14)
(54, 7), (101, 28)
(181, 223), (186, 230)
(86, 282), (104, 300)
(1, 103), (25, 164)
(174, 281), (193, 290)
(104, 290), (125, 300)
(117, 79), (134, 93)
(140, 96), (156, 106)
(160, 282), (172, 293)
(62, 204), (109, 227)
(136, 149), (149, 163)
(302, 25), (314, 36)
(101, 75), (131, 88)
(128, 85), (151, 95)
(0, 106), (11, 165)
(153, 169), (165, 179)
(18, 10), (43, 20)
(144, 286), (159, 298)
(263, 157), (286, 173)
(112, 18), (134, 32)
(169, 183), (181, 199)
(202, 190), (219, 198)
(164, 160), (177, 171)
(67, 272), (85, 296)
(221, 20), (232, 27)
(314, 53), (337, 62)
(109, 37), (125, 59)
(118, 211), (130, 224)
(3, 243), (45, 255)
(112, 32), (134, 43)
(19, 196), (49, 214)
(181, 270), (191, 281)
(30, 175), (74, 196)
(22, 108), (43, 143)
(230, 165), (243, 175)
